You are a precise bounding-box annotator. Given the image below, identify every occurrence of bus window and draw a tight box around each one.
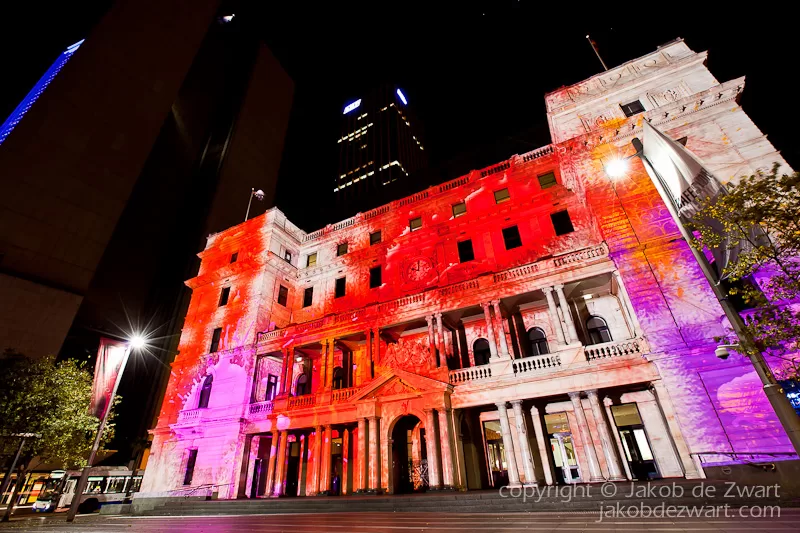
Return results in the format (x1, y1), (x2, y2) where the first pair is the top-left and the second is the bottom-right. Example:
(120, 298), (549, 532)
(85, 477), (106, 494)
(105, 477), (127, 493)
(128, 476), (142, 493)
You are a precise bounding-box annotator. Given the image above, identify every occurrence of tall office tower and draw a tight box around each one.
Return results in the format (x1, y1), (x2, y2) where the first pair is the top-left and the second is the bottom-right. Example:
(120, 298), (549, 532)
(0, 40), (83, 146)
(334, 84), (427, 211)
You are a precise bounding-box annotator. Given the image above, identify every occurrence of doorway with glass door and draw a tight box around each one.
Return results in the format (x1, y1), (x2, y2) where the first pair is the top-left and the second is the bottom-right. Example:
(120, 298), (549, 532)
(544, 412), (581, 484)
(611, 403), (659, 480)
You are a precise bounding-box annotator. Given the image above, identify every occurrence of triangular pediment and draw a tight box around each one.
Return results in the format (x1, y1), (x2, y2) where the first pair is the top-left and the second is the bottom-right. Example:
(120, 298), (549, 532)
(348, 368), (450, 403)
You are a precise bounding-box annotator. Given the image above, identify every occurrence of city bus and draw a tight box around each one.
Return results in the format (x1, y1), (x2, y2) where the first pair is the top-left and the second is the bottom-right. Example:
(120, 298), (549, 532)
(32, 467), (142, 513)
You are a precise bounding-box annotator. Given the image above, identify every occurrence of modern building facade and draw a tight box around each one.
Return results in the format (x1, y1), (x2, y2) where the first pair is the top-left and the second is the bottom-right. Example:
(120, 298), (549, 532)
(139, 40), (795, 502)
(335, 84), (426, 201)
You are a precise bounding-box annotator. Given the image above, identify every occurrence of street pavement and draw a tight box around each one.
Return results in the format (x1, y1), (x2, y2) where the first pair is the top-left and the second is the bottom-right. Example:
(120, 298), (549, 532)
(0, 510), (799, 532)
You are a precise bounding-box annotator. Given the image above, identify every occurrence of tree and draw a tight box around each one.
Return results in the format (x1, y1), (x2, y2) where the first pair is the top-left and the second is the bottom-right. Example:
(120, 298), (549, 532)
(0, 352), (116, 513)
(689, 164), (800, 377)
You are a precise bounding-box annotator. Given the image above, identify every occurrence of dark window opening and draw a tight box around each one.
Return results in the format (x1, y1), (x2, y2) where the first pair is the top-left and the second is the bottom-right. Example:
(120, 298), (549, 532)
(370, 266), (382, 288)
(370, 231), (382, 245)
(332, 367), (344, 390)
(295, 374), (310, 396)
(473, 339), (491, 366)
(183, 449), (198, 486)
(337, 242), (348, 256)
(457, 239), (475, 263)
(218, 286), (230, 307)
(335, 277), (346, 298)
(587, 316), (613, 345)
(284, 251), (292, 263)
(528, 327), (550, 356)
(409, 217), (422, 231)
(209, 327), (222, 353)
(303, 287), (313, 307)
(198, 375), (213, 408)
(277, 285), (288, 306)
(551, 210), (575, 236)
(452, 201), (467, 217)
(621, 100), (645, 117)
(494, 188), (510, 204)
(538, 171), (557, 189)
(265, 374), (278, 401)
(502, 225), (522, 250)
(230, 252), (238, 263)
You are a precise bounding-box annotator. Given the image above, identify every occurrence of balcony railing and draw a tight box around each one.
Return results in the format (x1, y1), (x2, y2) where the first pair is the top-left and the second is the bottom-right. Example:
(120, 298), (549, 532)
(288, 394), (316, 410)
(248, 400), (274, 419)
(585, 339), (643, 362)
(177, 408), (204, 424)
(332, 387), (357, 403)
(449, 366), (492, 384)
(512, 352), (562, 375)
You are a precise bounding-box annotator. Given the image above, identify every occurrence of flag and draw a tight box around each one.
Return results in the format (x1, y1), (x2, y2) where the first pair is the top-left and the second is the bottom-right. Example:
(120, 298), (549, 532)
(89, 338), (128, 419)
(640, 120), (763, 278)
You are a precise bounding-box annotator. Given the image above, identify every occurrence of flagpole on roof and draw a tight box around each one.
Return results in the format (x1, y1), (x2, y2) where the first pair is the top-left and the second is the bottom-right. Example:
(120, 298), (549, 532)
(586, 35), (609, 71)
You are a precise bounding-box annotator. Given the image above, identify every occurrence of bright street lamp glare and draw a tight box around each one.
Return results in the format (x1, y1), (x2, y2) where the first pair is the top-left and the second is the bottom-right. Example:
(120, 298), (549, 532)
(129, 335), (146, 349)
(605, 158), (629, 178)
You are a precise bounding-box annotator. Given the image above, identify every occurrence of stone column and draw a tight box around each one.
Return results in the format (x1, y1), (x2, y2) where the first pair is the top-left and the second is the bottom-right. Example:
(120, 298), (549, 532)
(613, 270), (642, 336)
(312, 425), (323, 495)
(491, 300), (511, 358)
(372, 327), (380, 371)
(425, 315), (437, 369)
(326, 339), (336, 389)
(651, 380), (703, 479)
(495, 402), (521, 487)
(530, 406), (554, 485)
(357, 418), (367, 491)
(321, 425), (333, 493)
(435, 312), (445, 367)
(603, 397), (633, 481)
(272, 430), (289, 496)
(438, 408), (455, 489)
(555, 285), (579, 343)
(587, 390), (626, 481)
(542, 287), (567, 345)
(342, 428), (350, 495)
(264, 429), (279, 495)
(568, 392), (604, 482)
(481, 302), (500, 360)
(424, 409), (442, 489)
(320, 340), (329, 390)
(368, 416), (380, 491)
(510, 400), (537, 486)
(280, 347), (292, 395)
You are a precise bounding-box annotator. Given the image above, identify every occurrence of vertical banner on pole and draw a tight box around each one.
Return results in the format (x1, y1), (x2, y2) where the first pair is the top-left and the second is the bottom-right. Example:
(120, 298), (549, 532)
(89, 338), (128, 420)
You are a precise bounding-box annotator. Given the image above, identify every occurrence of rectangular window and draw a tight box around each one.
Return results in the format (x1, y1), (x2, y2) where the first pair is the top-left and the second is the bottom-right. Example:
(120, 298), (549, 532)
(209, 327), (222, 353)
(370, 230), (382, 245)
(303, 287), (313, 307)
(230, 252), (238, 263)
(218, 286), (230, 307)
(337, 243), (348, 256)
(284, 251), (292, 263)
(265, 374), (278, 401)
(277, 285), (288, 306)
(369, 266), (382, 288)
(551, 210), (575, 236)
(409, 217), (422, 231)
(537, 171), (557, 189)
(335, 277), (346, 298)
(452, 201), (467, 217)
(621, 100), (645, 117)
(183, 449), (198, 486)
(457, 239), (475, 262)
(502, 225), (523, 250)
(307, 252), (317, 267)
(494, 188), (510, 204)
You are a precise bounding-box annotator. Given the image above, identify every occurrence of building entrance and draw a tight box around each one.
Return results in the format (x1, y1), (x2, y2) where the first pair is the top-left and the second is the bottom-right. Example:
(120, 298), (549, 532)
(391, 415), (423, 494)
(545, 413), (581, 484)
(482, 420), (509, 487)
(611, 404), (659, 480)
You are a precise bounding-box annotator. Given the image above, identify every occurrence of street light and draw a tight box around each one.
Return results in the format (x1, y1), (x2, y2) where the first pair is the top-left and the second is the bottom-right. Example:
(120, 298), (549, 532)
(66, 335), (146, 522)
(245, 188), (265, 222)
(604, 157), (630, 178)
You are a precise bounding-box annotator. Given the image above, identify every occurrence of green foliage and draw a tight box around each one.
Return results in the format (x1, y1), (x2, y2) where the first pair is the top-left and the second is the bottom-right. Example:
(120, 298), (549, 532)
(0, 352), (116, 469)
(689, 164), (800, 370)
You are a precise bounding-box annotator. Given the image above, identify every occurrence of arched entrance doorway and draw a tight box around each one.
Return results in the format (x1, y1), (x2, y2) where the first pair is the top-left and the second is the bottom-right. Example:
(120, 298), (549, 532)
(391, 415), (424, 494)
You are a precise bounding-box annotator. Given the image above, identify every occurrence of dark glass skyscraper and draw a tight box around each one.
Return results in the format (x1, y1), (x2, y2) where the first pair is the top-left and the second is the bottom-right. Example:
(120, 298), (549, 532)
(334, 84), (426, 201)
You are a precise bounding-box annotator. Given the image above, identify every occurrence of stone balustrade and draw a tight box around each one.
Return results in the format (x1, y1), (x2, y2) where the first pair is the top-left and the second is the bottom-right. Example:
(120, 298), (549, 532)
(248, 400), (274, 419)
(449, 366), (492, 384)
(512, 352), (562, 375)
(584, 338), (643, 362)
(332, 387), (358, 403)
(177, 408), (204, 423)
(288, 394), (316, 410)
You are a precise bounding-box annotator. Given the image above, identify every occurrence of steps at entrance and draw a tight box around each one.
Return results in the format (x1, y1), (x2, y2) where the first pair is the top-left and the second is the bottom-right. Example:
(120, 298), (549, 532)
(138, 480), (798, 516)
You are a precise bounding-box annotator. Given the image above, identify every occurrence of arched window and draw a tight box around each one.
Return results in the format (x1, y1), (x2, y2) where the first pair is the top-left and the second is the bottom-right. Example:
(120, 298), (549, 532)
(332, 367), (344, 390)
(198, 375), (213, 408)
(527, 327), (550, 356)
(296, 374), (309, 396)
(473, 338), (491, 366)
(587, 315), (612, 345)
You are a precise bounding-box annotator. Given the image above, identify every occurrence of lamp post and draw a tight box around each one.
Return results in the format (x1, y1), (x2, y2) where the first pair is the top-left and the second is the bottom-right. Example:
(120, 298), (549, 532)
(66, 336), (145, 522)
(245, 188), (265, 221)
(605, 148), (800, 454)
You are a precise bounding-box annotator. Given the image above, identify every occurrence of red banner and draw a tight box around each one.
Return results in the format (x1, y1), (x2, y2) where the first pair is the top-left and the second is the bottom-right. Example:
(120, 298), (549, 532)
(89, 338), (127, 419)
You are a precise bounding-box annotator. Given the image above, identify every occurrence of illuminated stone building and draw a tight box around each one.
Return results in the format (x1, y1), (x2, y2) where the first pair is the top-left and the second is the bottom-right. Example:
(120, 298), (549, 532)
(140, 40), (794, 502)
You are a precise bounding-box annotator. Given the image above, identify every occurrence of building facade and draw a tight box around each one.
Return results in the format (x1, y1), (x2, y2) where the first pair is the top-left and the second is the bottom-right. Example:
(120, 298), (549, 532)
(140, 40), (795, 501)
